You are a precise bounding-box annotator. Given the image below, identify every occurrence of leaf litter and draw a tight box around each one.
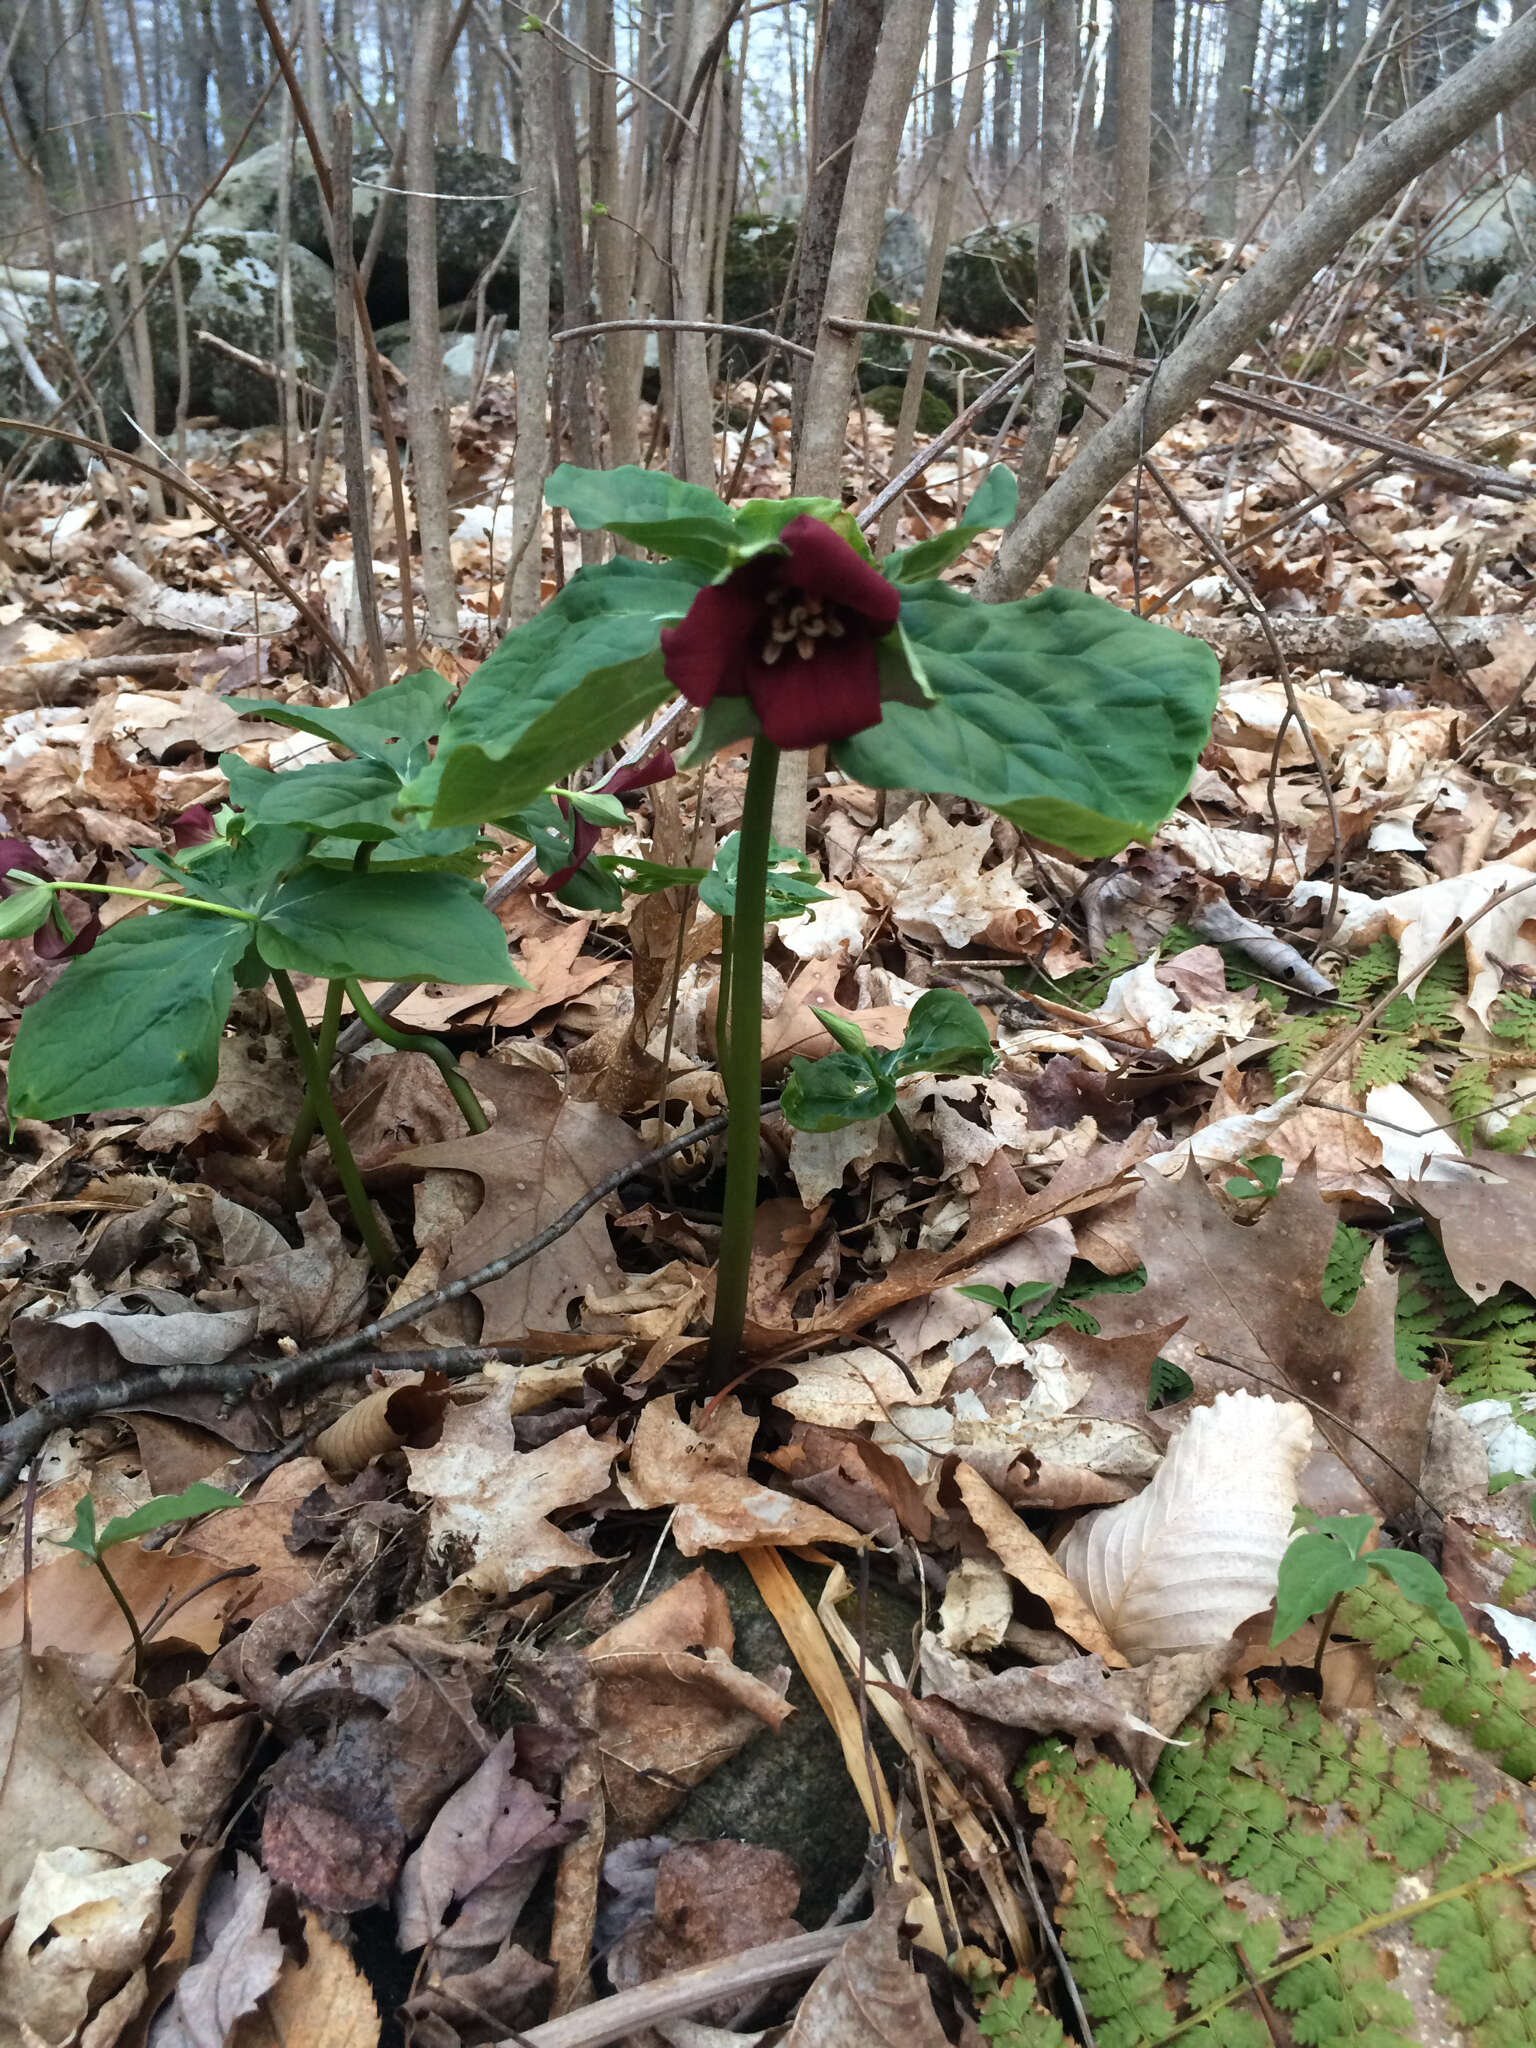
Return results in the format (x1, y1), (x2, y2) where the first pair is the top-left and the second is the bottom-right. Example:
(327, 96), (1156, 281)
(6, 292), (1536, 2046)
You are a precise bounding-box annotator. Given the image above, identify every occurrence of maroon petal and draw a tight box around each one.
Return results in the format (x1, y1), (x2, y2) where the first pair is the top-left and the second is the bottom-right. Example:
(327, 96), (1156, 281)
(33, 904), (101, 960)
(745, 635), (884, 750)
(171, 804), (216, 850)
(0, 838), (50, 891)
(777, 515), (900, 629)
(660, 573), (763, 707)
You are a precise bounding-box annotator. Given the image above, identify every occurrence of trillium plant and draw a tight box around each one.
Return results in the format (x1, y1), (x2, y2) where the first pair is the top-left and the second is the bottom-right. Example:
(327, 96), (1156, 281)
(4, 461), (1218, 1383)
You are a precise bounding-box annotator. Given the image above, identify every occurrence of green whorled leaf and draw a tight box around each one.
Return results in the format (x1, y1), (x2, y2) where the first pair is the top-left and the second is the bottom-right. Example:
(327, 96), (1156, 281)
(563, 788), (629, 827)
(8, 911), (252, 1120)
(61, 1481), (242, 1561)
(780, 1049), (898, 1133)
(836, 583), (1221, 858)
(596, 854), (709, 894)
(150, 823), (313, 912)
(415, 558), (704, 826)
(308, 823), (486, 875)
(675, 690), (762, 767)
(887, 987), (998, 1081)
(700, 833), (831, 920)
(0, 884), (55, 940)
(546, 462), (740, 568)
(236, 668), (453, 777)
(255, 868), (527, 986)
(784, 1057), (896, 1135)
(554, 863), (625, 914)
(731, 494), (857, 553)
(882, 465), (1019, 584)
(221, 754), (406, 841)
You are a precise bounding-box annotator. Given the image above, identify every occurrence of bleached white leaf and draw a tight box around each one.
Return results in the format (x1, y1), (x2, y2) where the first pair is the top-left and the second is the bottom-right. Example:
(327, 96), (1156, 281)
(1054, 1391), (1313, 1662)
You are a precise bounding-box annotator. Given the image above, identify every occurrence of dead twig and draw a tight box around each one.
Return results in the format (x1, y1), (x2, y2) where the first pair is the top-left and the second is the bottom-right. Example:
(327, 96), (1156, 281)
(0, 1113), (728, 1499)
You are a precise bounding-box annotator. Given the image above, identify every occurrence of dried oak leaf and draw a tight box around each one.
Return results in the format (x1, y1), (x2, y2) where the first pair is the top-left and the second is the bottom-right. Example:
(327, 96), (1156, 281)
(784, 1886), (947, 2048)
(229, 1195), (369, 1344)
(396, 1058), (647, 1338)
(625, 1396), (860, 1554)
(586, 1567), (792, 1832)
(405, 1402), (618, 1604)
(1401, 1152), (1536, 1303)
(0, 1650), (182, 1920)
(1091, 1160), (1431, 1517)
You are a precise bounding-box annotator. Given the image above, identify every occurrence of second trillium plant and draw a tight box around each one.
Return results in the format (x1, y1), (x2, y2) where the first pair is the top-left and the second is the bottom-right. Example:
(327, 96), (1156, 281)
(405, 463), (1219, 1381)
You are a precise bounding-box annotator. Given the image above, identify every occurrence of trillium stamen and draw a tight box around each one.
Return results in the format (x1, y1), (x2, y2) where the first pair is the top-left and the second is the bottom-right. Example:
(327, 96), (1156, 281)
(659, 512), (902, 751)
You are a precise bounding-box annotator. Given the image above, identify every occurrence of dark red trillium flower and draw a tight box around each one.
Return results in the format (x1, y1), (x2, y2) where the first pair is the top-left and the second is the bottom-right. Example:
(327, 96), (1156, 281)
(660, 515), (901, 750)
(545, 748), (677, 893)
(0, 837), (100, 961)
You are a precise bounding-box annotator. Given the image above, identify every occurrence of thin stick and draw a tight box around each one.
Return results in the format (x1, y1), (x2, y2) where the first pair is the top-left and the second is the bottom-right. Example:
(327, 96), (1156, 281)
(0, 417), (363, 690)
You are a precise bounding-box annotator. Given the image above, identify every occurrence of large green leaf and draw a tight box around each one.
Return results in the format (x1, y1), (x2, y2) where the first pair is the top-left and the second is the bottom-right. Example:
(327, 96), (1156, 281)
(780, 1049), (897, 1133)
(256, 870), (526, 985)
(835, 584), (1220, 857)
(237, 668), (453, 777)
(546, 463), (739, 569)
(221, 755), (406, 841)
(416, 558), (702, 827)
(882, 465), (1018, 584)
(149, 823), (311, 912)
(8, 912), (251, 1120)
(887, 987), (998, 1081)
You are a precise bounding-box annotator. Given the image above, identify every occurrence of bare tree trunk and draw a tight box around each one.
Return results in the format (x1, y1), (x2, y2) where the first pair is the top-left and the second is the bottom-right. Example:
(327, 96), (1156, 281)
(1148, 0), (1177, 223)
(502, 11), (553, 630)
(781, 0), (934, 851)
(1057, 0), (1149, 590)
(333, 108), (390, 689)
(1020, 0), (1043, 182)
(666, 0), (728, 486)
(878, 0), (995, 556)
(790, 0), (885, 424)
(1325, 0), (1371, 169)
(794, 0), (934, 493)
(84, 0), (166, 520)
(993, 1), (1020, 169)
(1015, 0), (1074, 508)
(1205, 0), (1261, 234)
(590, 0), (641, 469)
(406, 0), (458, 647)
(934, 0), (956, 136)
(303, 0), (332, 157)
(980, 2), (1536, 601)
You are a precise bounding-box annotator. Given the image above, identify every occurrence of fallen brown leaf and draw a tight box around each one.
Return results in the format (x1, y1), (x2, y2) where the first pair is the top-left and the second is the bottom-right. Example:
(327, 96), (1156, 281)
(783, 1886), (947, 2047)
(150, 1855), (284, 2048)
(953, 1463), (1126, 1665)
(608, 1839), (803, 2019)
(627, 1397), (861, 1553)
(228, 1912), (379, 2048)
(397, 1058), (647, 1337)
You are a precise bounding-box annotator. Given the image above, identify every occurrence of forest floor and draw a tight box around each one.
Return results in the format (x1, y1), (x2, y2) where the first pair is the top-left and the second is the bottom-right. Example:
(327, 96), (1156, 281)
(3, 290), (1536, 2046)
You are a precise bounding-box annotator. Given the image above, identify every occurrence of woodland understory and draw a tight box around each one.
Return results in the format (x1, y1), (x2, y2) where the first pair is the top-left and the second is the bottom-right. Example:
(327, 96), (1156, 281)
(9, 4), (1536, 2048)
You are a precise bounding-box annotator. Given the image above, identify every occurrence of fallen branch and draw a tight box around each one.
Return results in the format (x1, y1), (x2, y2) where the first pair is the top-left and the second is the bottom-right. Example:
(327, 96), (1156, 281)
(510, 1923), (860, 2048)
(0, 1113), (728, 1498)
(193, 327), (331, 404)
(1181, 612), (1498, 679)
(1, 651), (209, 699)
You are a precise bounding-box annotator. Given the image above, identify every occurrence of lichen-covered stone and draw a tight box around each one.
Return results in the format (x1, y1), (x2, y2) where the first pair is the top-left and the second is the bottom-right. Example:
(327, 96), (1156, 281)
(1424, 174), (1536, 295)
(876, 208), (928, 300)
(0, 275), (103, 475)
(861, 382), (956, 434)
(722, 212), (800, 329)
(97, 231), (337, 429)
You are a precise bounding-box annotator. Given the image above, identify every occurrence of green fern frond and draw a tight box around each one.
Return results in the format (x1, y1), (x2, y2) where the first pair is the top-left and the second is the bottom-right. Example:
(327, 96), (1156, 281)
(978, 1977), (1073, 2046)
(1490, 991), (1536, 1051)
(1449, 1058), (1497, 1148)
(1323, 1224), (1371, 1315)
(1270, 1011), (1336, 1087)
(1354, 1033), (1423, 1092)
(1336, 936), (1400, 1004)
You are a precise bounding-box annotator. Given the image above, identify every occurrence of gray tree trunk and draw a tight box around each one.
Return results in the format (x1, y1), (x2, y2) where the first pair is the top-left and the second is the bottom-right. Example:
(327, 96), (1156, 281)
(503, 11), (553, 630)
(405, 0), (458, 646)
(1204, 0), (1262, 234)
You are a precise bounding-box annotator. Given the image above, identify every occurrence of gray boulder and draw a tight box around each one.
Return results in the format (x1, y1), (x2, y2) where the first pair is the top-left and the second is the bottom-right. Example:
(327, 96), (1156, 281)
(1126, 241), (1202, 349)
(0, 272), (103, 476)
(939, 213), (1111, 334)
(380, 325), (518, 402)
(207, 138), (522, 321)
(112, 231), (337, 428)
(876, 208), (928, 300)
(1424, 174), (1536, 294)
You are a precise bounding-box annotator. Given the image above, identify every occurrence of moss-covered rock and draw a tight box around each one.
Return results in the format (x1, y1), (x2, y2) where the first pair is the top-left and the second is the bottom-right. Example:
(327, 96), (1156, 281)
(722, 212), (800, 329)
(938, 214), (1110, 336)
(0, 274), (103, 476)
(861, 382), (955, 434)
(107, 231), (337, 429)
(208, 138), (524, 322)
(567, 1542), (919, 1922)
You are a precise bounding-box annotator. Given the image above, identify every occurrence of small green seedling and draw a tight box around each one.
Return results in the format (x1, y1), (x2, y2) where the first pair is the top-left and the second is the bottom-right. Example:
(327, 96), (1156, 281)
(1225, 1152), (1284, 1201)
(57, 1481), (242, 1684)
(957, 1263), (1148, 1342)
(780, 987), (997, 1165)
(1272, 1511), (1471, 1664)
